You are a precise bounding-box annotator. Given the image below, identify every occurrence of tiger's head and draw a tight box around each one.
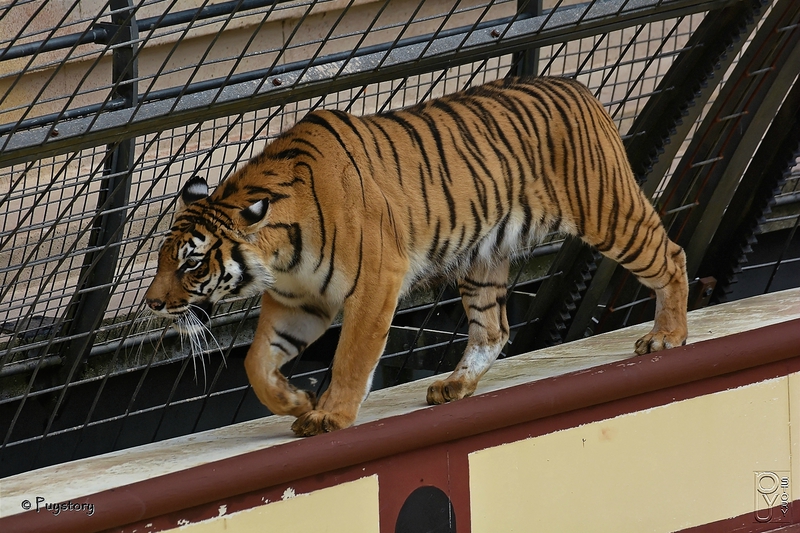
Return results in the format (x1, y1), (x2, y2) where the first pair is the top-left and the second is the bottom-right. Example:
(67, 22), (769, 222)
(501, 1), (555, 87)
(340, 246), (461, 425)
(144, 170), (292, 328)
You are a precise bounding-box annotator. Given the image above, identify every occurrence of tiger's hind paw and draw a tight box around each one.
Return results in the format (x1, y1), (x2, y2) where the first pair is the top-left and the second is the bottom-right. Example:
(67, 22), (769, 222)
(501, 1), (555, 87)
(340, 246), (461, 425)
(634, 331), (687, 354)
(426, 378), (475, 405)
(291, 409), (353, 437)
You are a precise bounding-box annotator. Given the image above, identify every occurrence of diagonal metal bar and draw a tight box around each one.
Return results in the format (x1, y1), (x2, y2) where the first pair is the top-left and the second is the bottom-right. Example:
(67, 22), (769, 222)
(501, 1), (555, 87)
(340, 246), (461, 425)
(0, 0), (743, 168)
(698, 74), (800, 302)
(681, 16), (800, 276)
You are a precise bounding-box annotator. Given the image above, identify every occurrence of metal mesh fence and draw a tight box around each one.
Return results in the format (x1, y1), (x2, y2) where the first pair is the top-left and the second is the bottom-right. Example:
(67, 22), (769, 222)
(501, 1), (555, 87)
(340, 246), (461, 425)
(1, 0), (799, 476)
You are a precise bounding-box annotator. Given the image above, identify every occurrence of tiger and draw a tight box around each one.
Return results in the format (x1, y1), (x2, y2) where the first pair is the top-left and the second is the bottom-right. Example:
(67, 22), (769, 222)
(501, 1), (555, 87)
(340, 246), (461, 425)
(144, 76), (688, 437)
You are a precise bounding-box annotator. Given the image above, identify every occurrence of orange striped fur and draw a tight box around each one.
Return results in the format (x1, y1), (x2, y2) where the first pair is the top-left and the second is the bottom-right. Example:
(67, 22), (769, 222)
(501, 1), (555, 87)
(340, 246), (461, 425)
(145, 76), (688, 436)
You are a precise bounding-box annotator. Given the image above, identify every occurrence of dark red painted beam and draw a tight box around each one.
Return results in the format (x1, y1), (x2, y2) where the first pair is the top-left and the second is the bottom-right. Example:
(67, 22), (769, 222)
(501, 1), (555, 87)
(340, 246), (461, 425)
(3, 317), (800, 533)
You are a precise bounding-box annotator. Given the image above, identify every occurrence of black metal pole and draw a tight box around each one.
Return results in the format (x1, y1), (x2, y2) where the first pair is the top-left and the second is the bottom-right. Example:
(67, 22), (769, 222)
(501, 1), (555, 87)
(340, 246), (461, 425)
(58, 0), (139, 381)
(513, 0), (542, 77)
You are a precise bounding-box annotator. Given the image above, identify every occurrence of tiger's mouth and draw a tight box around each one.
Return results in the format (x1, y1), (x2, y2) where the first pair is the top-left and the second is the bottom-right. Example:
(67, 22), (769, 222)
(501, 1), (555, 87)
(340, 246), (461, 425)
(188, 300), (214, 325)
(168, 299), (215, 336)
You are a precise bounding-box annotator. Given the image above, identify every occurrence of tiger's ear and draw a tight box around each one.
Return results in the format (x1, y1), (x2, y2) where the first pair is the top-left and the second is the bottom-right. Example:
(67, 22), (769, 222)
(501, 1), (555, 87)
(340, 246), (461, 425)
(178, 176), (209, 210)
(240, 198), (270, 229)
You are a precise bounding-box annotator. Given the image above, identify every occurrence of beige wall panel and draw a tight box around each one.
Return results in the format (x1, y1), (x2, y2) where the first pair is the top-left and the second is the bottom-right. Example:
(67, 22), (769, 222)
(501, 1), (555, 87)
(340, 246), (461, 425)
(165, 475), (379, 533)
(470, 376), (792, 533)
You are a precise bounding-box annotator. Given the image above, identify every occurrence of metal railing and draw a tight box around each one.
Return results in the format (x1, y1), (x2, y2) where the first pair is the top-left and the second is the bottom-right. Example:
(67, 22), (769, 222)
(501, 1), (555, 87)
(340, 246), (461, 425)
(1, 0), (798, 477)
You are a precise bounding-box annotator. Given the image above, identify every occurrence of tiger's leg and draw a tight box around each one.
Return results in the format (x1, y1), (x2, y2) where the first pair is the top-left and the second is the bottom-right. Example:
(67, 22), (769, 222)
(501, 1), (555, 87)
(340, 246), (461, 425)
(590, 202), (688, 354)
(244, 292), (333, 418)
(291, 272), (404, 436)
(630, 236), (688, 354)
(426, 258), (510, 405)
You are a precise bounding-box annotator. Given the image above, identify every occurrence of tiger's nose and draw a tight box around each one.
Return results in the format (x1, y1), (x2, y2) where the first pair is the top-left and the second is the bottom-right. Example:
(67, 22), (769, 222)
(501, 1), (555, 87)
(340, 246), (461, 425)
(146, 298), (165, 311)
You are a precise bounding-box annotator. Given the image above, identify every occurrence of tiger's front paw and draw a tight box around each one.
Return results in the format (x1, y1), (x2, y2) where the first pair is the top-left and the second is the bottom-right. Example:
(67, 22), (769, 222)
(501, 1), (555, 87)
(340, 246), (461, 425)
(260, 388), (316, 418)
(291, 409), (353, 437)
(426, 378), (475, 405)
(282, 389), (317, 418)
(634, 331), (687, 354)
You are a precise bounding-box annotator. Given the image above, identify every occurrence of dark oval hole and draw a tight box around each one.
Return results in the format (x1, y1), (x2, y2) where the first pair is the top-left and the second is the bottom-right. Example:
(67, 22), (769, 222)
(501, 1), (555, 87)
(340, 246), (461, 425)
(395, 485), (456, 533)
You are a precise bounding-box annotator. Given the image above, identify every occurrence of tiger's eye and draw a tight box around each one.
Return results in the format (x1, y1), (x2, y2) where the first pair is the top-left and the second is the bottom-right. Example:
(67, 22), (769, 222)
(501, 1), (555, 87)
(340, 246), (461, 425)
(183, 257), (201, 271)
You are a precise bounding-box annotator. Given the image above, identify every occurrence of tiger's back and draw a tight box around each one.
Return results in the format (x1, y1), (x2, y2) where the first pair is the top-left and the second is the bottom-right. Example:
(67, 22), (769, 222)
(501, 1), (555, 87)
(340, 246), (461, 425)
(145, 76), (688, 436)
(296, 77), (671, 295)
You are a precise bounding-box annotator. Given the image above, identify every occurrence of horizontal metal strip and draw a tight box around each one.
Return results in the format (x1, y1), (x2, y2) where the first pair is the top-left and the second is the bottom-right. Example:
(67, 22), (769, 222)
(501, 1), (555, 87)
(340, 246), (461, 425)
(0, 0), (291, 62)
(0, 0), (738, 167)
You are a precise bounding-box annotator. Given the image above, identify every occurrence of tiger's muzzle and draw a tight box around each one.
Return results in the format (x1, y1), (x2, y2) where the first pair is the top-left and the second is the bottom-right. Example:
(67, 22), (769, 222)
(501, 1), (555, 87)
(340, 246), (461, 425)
(145, 297), (214, 325)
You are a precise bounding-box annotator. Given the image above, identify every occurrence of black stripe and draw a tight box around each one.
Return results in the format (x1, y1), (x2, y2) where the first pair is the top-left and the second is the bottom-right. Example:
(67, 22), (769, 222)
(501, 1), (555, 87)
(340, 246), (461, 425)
(594, 164), (624, 253)
(468, 302), (498, 312)
(417, 162), (431, 224)
(543, 84), (584, 234)
(454, 224), (467, 255)
(270, 341), (295, 357)
(379, 113), (435, 185)
(426, 218), (441, 261)
(269, 286), (300, 299)
(468, 318), (487, 329)
(494, 214), (510, 253)
(291, 138), (325, 157)
(270, 147), (316, 161)
(274, 329), (308, 354)
(176, 209), (232, 233)
(345, 231), (364, 298)
(301, 303), (330, 320)
(369, 119), (403, 187)
(628, 233), (668, 277)
(297, 160), (326, 272)
(303, 113), (367, 206)
(460, 277), (506, 289)
(407, 204), (417, 250)
(615, 197), (648, 261)
(220, 179), (239, 199)
(196, 244), (223, 294)
(265, 222), (303, 271)
(417, 112), (458, 231)
(461, 99), (513, 218)
(467, 201), (484, 251)
(229, 244), (252, 294)
(321, 227), (337, 294)
(331, 109), (376, 177)
(451, 133), (490, 219)
(618, 216), (659, 267)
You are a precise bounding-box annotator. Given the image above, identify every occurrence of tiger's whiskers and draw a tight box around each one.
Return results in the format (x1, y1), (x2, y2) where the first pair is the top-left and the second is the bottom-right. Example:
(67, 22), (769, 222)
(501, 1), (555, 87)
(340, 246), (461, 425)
(175, 305), (226, 389)
(129, 305), (167, 366)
